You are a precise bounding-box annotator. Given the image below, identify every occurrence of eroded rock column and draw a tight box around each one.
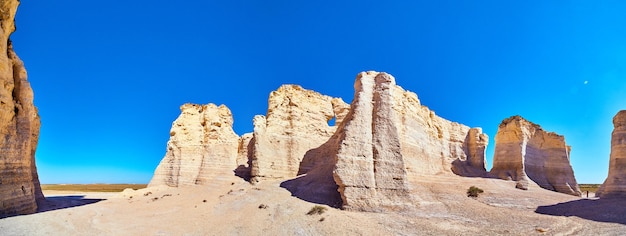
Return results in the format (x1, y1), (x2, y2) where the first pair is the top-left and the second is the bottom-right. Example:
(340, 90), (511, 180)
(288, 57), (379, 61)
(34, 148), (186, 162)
(332, 72), (414, 211)
(490, 116), (581, 196)
(149, 104), (239, 187)
(597, 110), (626, 198)
(0, 0), (44, 218)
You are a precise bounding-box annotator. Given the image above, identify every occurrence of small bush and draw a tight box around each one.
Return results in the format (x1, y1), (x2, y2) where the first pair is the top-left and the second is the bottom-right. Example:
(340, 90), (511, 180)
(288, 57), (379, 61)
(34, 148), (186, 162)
(467, 186), (484, 198)
(307, 205), (327, 215)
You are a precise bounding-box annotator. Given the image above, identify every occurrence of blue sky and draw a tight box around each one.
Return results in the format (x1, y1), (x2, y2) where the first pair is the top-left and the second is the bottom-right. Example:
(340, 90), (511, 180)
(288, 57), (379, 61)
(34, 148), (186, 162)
(11, 1), (626, 184)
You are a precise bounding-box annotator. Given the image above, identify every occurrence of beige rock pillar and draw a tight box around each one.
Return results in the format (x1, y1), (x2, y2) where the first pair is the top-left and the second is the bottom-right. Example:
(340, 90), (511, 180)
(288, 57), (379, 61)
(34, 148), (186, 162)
(597, 110), (626, 197)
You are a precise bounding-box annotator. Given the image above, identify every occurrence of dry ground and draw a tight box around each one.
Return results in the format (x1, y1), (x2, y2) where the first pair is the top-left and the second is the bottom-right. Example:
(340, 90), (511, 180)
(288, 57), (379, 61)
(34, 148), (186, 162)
(41, 184), (147, 192)
(1, 175), (625, 235)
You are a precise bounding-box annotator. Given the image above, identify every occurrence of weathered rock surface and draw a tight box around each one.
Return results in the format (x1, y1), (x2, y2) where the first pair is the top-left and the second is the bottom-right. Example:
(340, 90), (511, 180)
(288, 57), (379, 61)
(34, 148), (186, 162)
(597, 110), (626, 198)
(331, 72), (415, 211)
(150, 71), (490, 212)
(0, 0), (44, 218)
(285, 71), (489, 211)
(249, 85), (347, 182)
(149, 104), (240, 187)
(389, 80), (488, 179)
(490, 116), (581, 196)
(235, 133), (253, 181)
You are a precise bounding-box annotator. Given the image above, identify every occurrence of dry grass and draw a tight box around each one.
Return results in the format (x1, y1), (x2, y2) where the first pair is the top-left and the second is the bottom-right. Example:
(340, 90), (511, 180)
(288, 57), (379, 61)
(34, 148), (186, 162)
(41, 184), (147, 192)
(579, 184), (601, 193)
(307, 205), (327, 215)
(467, 186), (484, 198)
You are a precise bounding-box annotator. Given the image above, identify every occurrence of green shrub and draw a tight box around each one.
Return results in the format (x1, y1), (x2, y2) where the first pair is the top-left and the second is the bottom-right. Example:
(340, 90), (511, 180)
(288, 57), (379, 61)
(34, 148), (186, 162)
(307, 205), (327, 215)
(467, 186), (484, 198)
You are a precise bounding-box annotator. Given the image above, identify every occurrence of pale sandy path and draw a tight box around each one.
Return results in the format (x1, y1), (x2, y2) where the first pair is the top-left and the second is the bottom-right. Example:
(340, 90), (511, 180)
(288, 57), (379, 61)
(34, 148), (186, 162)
(1, 176), (625, 235)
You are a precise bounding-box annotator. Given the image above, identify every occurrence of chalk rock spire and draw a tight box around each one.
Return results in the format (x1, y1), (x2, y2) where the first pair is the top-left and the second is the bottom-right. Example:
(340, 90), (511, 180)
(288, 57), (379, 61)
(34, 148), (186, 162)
(597, 110), (626, 197)
(490, 116), (581, 196)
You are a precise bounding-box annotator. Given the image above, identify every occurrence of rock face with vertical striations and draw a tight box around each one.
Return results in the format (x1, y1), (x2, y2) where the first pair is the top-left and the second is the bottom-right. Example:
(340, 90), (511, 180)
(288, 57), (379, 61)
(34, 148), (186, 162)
(249, 85), (347, 182)
(149, 104), (240, 187)
(149, 71), (491, 212)
(490, 116), (581, 196)
(284, 71), (489, 211)
(0, 0), (44, 218)
(597, 110), (626, 198)
(331, 72), (490, 211)
(388, 81), (488, 179)
(331, 72), (415, 211)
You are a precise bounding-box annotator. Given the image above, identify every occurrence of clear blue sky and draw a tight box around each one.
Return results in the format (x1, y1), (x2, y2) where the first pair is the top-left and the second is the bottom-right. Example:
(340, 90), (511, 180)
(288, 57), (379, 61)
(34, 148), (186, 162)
(11, 1), (626, 184)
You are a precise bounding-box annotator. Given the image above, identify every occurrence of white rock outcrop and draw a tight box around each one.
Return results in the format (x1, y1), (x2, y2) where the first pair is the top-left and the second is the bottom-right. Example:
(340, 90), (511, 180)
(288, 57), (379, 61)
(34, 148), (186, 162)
(149, 104), (240, 187)
(150, 71), (490, 212)
(287, 71), (489, 211)
(597, 110), (626, 198)
(249, 85), (347, 182)
(490, 116), (581, 196)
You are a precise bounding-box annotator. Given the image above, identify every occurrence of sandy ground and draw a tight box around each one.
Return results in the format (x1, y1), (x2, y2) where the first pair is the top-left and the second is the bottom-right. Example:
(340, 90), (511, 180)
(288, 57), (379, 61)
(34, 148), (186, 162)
(1, 175), (626, 236)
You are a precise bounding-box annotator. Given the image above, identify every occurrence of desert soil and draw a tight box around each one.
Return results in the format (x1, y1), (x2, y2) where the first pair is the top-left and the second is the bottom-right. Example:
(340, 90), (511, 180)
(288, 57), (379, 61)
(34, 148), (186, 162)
(1, 175), (625, 235)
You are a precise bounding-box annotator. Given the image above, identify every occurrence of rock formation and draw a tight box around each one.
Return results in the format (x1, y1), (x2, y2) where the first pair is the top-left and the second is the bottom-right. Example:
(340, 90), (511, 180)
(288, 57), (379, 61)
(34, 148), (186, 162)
(331, 72), (415, 211)
(149, 104), (240, 187)
(235, 132), (253, 181)
(249, 85), (347, 182)
(0, 0), (44, 218)
(596, 110), (626, 198)
(284, 71), (489, 211)
(150, 71), (490, 211)
(389, 81), (488, 179)
(490, 116), (581, 196)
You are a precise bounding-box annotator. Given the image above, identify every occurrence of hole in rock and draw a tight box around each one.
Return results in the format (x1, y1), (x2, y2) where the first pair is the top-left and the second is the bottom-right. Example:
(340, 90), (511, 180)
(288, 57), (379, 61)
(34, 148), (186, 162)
(327, 117), (336, 126)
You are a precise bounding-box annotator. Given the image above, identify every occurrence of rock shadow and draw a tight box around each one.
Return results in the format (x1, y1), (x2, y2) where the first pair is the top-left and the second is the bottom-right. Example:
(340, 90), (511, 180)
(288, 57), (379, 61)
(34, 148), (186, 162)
(280, 139), (342, 209)
(535, 198), (626, 225)
(452, 131), (488, 178)
(37, 195), (105, 213)
(234, 136), (254, 182)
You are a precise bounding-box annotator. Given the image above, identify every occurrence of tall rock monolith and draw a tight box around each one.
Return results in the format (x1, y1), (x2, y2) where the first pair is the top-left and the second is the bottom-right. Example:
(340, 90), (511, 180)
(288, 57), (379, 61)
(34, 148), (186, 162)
(0, 0), (44, 218)
(149, 104), (240, 187)
(490, 116), (581, 196)
(597, 110), (626, 198)
(287, 71), (489, 211)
